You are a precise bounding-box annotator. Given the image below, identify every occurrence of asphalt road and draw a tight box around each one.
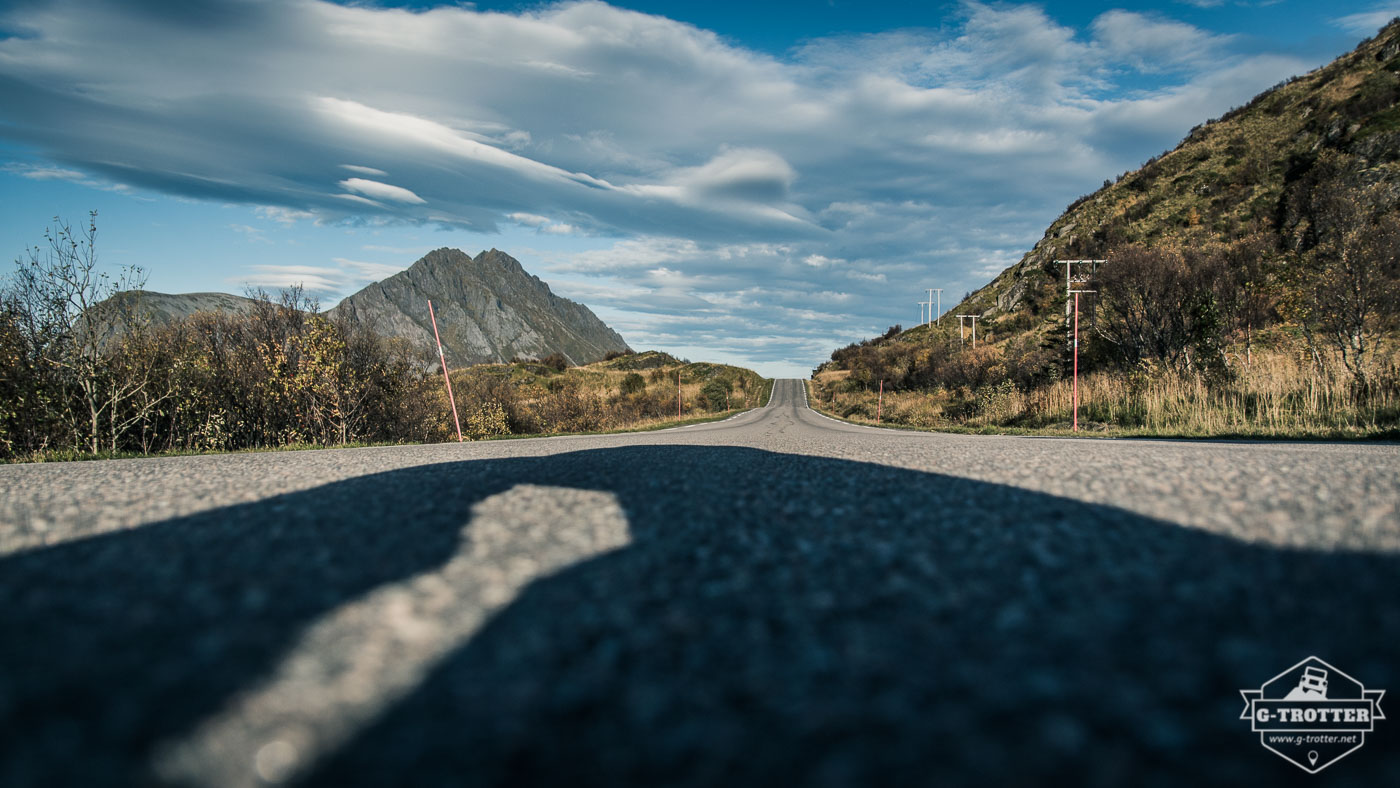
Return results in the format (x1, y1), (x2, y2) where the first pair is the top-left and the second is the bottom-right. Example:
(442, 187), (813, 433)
(2, 379), (1397, 787)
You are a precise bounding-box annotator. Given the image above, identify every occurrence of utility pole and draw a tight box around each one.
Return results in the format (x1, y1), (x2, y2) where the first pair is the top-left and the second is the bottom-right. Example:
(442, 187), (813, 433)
(932, 288), (942, 325)
(958, 314), (979, 347)
(1069, 289), (1096, 432)
(427, 300), (463, 442)
(918, 300), (927, 327)
(1056, 259), (1106, 345)
(1055, 259), (1106, 432)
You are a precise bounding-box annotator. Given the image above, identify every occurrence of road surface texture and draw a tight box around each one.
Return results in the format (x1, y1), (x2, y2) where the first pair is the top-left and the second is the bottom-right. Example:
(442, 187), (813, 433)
(2, 379), (1397, 787)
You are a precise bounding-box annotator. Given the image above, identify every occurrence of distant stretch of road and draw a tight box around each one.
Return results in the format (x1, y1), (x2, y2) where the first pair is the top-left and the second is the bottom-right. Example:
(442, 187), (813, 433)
(2, 379), (1397, 786)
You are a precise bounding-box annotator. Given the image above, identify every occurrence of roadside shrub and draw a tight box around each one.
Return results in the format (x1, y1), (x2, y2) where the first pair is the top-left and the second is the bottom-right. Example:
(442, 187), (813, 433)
(619, 372), (646, 395)
(465, 401), (509, 440)
(540, 352), (569, 372)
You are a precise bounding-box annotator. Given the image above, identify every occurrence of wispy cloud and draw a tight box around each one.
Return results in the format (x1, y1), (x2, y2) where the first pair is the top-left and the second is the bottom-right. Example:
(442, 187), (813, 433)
(255, 206), (315, 225)
(509, 211), (581, 235)
(5, 164), (88, 181)
(1335, 5), (1400, 36)
(337, 177), (427, 205)
(229, 255), (407, 301)
(231, 265), (351, 297)
(332, 257), (404, 282)
(362, 243), (429, 256)
(1091, 10), (1233, 72)
(340, 164), (389, 177)
(2, 161), (135, 194)
(229, 223), (270, 243)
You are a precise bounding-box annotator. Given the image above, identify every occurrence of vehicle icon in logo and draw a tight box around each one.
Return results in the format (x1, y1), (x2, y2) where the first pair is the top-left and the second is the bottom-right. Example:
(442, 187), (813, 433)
(1283, 666), (1329, 701)
(1240, 657), (1385, 773)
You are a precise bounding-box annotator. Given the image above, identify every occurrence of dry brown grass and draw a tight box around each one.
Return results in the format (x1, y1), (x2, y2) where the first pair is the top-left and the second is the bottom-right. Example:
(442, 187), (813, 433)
(811, 345), (1399, 439)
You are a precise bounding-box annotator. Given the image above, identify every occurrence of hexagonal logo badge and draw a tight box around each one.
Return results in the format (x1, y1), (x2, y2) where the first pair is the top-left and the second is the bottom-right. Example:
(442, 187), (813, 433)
(1240, 656), (1385, 773)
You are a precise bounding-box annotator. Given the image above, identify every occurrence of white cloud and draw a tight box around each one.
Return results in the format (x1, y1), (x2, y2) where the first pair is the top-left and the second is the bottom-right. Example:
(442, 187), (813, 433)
(255, 205), (315, 225)
(340, 164), (389, 177)
(231, 256), (407, 301)
(6, 164), (88, 181)
(338, 177), (427, 205)
(229, 224), (270, 243)
(1, 162), (135, 194)
(333, 193), (384, 208)
(1091, 10), (1232, 72)
(508, 212), (551, 226)
(232, 264), (349, 296)
(0, 0), (1338, 372)
(1335, 6), (1400, 36)
(509, 211), (580, 235)
(332, 257), (405, 282)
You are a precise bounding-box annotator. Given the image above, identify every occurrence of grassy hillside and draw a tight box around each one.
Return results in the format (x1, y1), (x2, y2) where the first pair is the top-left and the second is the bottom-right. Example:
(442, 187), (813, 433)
(814, 21), (1400, 438)
(948, 18), (1400, 332)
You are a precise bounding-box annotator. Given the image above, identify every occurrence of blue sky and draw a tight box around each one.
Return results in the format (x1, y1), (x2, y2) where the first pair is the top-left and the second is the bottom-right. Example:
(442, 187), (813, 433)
(0, 0), (1391, 377)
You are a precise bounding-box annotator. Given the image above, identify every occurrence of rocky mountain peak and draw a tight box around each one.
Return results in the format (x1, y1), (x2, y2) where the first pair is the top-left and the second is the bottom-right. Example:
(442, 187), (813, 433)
(330, 248), (628, 367)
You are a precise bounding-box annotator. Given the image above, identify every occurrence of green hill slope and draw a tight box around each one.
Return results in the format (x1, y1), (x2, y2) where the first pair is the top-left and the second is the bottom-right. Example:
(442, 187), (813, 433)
(813, 20), (1400, 438)
(947, 18), (1400, 336)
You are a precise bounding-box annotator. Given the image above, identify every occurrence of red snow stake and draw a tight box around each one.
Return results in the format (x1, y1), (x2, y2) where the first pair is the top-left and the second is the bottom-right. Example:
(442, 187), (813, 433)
(428, 300), (463, 442)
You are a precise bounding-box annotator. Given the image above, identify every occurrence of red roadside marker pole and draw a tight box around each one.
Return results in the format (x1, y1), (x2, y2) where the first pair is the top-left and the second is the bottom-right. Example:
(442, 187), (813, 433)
(1073, 292), (1079, 433)
(677, 369), (682, 418)
(428, 299), (463, 442)
(877, 379), (884, 424)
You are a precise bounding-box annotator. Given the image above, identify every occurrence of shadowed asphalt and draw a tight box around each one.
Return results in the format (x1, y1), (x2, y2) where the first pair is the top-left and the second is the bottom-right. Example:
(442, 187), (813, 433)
(1, 380), (1396, 786)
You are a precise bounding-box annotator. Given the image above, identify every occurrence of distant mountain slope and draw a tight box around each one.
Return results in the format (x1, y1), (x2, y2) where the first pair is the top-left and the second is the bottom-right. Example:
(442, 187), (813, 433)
(108, 290), (259, 323)
(937, 18), (1400, 337)
(328, 248), (629, 367)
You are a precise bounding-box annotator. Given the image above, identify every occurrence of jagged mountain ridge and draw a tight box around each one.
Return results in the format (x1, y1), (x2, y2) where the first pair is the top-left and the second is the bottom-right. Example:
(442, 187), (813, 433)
(328, 247), (629, 367)
(103, 248), (630, 367)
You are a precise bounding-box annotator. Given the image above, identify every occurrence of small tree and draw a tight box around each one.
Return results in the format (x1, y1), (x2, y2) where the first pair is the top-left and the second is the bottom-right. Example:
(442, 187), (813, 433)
(1220, 232), (1280, 368)
(700, 377), (731, 411)
(1091, 244), (1229, 375)
(1299, 183), (1400, 392)
(8, 212), (161, 453)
